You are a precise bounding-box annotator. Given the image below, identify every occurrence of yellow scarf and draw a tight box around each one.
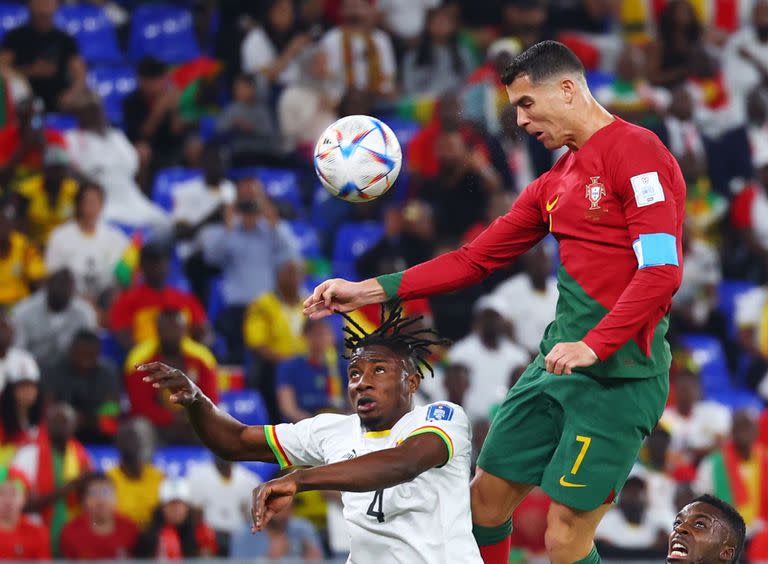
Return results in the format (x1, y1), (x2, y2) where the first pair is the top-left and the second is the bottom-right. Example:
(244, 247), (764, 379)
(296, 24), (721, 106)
(342, 28), (381, 94)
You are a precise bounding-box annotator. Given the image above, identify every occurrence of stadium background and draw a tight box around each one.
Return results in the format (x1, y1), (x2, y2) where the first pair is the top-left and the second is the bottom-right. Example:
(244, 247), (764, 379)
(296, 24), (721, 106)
(1, 0), (768, 561)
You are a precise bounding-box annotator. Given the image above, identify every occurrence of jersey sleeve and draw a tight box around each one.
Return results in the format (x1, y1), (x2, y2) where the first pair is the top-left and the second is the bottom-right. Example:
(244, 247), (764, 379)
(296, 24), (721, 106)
(582, 138), (683, 360)
(377, 181), (548, 300)
(401, 403), (471, 467)
(264, 415), (339, 469)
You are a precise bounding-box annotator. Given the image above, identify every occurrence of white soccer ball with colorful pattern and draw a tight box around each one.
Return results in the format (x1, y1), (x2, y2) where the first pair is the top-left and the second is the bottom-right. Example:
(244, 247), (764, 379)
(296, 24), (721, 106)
(314, 115), (402, 202)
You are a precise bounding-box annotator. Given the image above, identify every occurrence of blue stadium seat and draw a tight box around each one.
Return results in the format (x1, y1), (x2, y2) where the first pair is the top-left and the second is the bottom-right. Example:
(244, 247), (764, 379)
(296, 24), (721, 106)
(98, 328), (125, 365)
(44, 113), (77, 131)
(680, 334), (731, 397)
(129, 4), (200, 64)
(229, 167), (303, 214)
(718, 280), (759, 338)
(332, 222), (384, 281)
(384, 117), (420, 153)
(716, 388), (763, 412)
(287, 220), (321, 259)
(207, 275), (224, 322)
(55, 4), (122, 64)
(218, 390), (269, 426)
(152, 167), (201, 211)
(87, 65), (137, 126)
(0, 3), (27, 42)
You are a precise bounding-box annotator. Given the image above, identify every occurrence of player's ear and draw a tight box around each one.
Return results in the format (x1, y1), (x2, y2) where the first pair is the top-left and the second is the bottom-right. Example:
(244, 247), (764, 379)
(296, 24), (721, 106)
(561, 77), (575, 104)
(405, 370), (420, 394)
(720, 544), (735, 562)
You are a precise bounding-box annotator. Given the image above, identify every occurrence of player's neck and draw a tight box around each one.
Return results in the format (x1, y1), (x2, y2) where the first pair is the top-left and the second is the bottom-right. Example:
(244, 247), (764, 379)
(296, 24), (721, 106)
(364, 404), (413, 433)
(568, 102), (615, 151)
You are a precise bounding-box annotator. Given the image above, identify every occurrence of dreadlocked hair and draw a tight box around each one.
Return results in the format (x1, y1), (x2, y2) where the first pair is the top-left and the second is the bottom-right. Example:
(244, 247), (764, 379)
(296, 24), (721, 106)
(340, 303), (451, 379)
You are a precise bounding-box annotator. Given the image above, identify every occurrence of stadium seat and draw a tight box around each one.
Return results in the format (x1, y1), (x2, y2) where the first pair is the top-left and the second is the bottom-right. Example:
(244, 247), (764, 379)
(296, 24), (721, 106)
(98, 328), (125, 366)
(716, 388), (763, 412)
(55, 4), (122, 65)
(129, 4), (200, 64)
(718, 280), (759, 338)
(151, 167), (201, 211)
(87, 65), (137, 126)
(679, 334), (731, 397)
(384, 117), (420, 153)
(206, 275), (224, 322)
(332, 222), (384, 281)
(0, 3), (27, 42)
(287, 220), (321, 259)
(229, 167), (303, 214)
(44, 113), (77, 131)
(218, 390), (269, 427)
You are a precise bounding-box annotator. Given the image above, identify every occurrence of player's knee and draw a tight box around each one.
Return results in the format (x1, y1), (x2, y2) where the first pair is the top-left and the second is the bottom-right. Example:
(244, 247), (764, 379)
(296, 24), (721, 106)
(544, 512), (581, 563)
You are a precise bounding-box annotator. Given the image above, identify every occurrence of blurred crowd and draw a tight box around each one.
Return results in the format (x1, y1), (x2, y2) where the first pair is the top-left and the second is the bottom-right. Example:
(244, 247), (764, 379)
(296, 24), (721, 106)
(4, 0), (768, 561)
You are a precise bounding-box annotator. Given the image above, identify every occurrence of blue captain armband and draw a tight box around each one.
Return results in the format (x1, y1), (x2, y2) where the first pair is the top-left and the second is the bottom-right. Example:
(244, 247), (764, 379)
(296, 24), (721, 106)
(632, 233), (679, 269)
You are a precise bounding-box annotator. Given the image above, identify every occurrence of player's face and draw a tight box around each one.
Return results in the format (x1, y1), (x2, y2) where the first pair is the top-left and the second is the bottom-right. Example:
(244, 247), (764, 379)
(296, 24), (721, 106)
(348, 345), (419, 430)
(506, 74), (574, 150)
(668, 502), (735, 563)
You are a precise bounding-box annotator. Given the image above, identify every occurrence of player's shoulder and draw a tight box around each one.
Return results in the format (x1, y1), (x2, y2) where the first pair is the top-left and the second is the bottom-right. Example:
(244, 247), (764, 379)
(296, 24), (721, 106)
(303, 412), (357, 435)
(609, 119), (670, 155)
(411, 401), (469, 426)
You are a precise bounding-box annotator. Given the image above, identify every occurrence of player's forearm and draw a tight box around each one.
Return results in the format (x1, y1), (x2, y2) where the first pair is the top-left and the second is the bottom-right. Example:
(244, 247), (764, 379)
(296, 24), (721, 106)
(582, 265), (680, 360)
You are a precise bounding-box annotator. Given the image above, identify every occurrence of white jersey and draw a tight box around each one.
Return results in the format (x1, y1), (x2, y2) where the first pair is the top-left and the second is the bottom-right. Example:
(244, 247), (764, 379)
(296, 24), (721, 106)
(265, 402), (482, 564)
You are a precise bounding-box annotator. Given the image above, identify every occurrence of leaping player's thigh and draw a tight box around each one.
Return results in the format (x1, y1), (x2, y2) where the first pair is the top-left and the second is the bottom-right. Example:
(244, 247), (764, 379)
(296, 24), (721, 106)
(539, 372), (669, 511)
(476, 362), (561, 486)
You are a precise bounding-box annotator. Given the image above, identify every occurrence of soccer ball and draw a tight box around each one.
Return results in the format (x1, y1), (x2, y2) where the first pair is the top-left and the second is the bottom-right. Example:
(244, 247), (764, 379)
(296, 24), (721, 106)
(314, 115), (402, 202)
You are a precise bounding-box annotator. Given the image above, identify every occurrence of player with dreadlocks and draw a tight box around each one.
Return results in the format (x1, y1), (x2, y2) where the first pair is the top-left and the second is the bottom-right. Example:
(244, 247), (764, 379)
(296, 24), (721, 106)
(137, 304), (483, 563)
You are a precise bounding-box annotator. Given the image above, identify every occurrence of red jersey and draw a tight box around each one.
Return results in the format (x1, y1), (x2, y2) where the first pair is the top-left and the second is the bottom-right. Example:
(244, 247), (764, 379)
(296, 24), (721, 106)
(110, 284), (207, 344)
(379, 118), (685, 379)
(0, 125), (65, 171)
(0, 516), (50, 559)
(60, 513), (138, 559)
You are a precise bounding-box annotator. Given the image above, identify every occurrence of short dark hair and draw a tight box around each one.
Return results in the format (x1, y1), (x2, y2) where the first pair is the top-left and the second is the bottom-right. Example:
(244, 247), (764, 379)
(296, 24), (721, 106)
(72, 328), (101, 347)
(501, 40), (585, 86)
(691, 494), (746, 562)
(137, 56), (167, 78)
(83, 471), (113, 493)
(75, 182), (105, 213)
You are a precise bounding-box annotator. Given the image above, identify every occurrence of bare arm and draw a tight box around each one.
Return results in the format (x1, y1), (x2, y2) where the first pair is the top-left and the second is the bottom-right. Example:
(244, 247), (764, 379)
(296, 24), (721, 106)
(137, 362), (276, 462)
(276, 385), (312, 423)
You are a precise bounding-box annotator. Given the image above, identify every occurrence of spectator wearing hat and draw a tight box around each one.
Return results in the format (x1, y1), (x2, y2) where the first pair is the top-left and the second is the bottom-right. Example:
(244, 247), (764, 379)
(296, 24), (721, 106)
(0, 467), (49, 559)
(0, 202), (45, 308)
(109, 240), (209, 354)
(60, 473), (139, 559)
(12, 267), (97, 363)
(0, 309), (37, 396)
(135, 478), (217, 559)
(0, 348), (43, 463)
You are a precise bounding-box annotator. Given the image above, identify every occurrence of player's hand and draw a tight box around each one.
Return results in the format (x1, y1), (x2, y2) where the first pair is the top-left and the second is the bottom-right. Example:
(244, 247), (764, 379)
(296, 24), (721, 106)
(303, 278), (383, 319)
(544, 341), (598, 375)
(136, 362), (201, 406)
(251, 474), (299, 532)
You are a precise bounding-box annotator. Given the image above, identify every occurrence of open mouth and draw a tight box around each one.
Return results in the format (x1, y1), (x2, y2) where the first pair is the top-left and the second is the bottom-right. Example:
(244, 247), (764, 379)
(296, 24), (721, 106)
(356, 397), (377, 413)
(534, 131), (544, 140)
(668, 539), (689, 560)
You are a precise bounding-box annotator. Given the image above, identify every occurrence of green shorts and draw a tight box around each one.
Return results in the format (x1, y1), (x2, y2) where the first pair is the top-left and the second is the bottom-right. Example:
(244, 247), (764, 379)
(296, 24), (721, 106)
(476, 356), (669, 511)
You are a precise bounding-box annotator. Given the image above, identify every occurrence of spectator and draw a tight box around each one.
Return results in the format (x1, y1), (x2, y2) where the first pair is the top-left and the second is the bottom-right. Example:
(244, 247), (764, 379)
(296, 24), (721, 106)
(276, 318), (347, 423)
(661, 368), (731, 465)
(0, 96), (66, 187)
(11, 403), (92, 555)
(420, 129), (503, 242)
(498, 0), (547, 51)
(647, 0), (703, 88)
(641, 427), (683, 519)
(109, 240), (208, 353)
(171, 143), (235, 305)
(40, 329), (121, 444)
(401, 3), (473, 98)
(0, 0), (86, 112)
(377, 0), (440, 47)
(319, 0), (397, 104)
(124, 308), (218, 442)
(216, 75), (284, 166)
(447, 295), (529, 421)
(122, 56), (185, 173)
(0, 202), (45, 308)
(14, 146), (80, 245)
(595, 475), (671, 558)
(186, 457), (261, 556)
(0, 352), (43, 463)
(491, 242), (557, 356)
(695, 409), (768, 536)
(723, 0), (768, 101)
(0, 310), (36, 396)
(106, 418), (164, 529)
(65, 90), (168, 229)
(44, 183), (129, 309)
(135, 479), (218, 559)
(229, 490), (322, 560)
(444, 363), (470, 407)
(0, 468), (49, 560)
(240, 0), (315, 87)
(60, 473), (139, 560)
(659, 85), (706, 163)
(202, 179), (299, 363)
(12, 268), (97, 363)
(495, 105), (538, 192)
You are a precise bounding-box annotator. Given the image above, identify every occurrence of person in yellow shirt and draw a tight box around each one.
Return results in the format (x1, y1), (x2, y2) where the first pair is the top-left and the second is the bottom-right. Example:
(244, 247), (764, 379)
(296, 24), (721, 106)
(0, 203), (46, 307)
(105, 418), (164, 529)
(14, 146), (80, 245)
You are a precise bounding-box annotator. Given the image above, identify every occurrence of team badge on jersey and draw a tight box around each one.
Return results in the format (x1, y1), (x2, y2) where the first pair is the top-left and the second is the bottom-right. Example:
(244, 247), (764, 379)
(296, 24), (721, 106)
(585, 177), (606, 210)
(427, 404), (454, 421)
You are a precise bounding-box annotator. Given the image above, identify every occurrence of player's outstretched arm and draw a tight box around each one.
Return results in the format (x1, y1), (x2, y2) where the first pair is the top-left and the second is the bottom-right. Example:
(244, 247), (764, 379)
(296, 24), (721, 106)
(137, 362), (276, 463)
(251, 433), (447, 530)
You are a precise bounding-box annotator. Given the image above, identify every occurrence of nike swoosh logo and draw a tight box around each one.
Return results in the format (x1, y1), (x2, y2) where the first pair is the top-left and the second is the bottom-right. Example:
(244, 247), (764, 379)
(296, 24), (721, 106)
(559, 475), (586, 488)
(546, 195), (559, 212)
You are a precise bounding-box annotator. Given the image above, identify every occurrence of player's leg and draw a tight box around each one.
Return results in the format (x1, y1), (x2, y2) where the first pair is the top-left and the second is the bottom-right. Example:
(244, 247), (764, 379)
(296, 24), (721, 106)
(545, 501), (611, 564)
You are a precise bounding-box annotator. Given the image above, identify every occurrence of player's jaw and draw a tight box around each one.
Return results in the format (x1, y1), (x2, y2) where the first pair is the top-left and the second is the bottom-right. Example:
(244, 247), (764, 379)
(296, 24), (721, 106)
(667, 532), (691, 562)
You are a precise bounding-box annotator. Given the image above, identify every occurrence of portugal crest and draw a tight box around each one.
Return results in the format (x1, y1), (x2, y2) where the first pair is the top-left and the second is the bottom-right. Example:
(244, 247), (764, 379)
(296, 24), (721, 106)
(585, 176), (606, 210)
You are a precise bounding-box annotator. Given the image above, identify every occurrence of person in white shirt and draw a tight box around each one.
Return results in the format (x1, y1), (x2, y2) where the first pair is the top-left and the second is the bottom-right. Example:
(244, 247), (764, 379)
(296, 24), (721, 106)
(45, 183), (129, 306)
(138, 304), (483, 564)
(491, 243), (558, 356)
(448, 295), (529, 421)
(722, 0), (768, 101)
(0, 311), (38, 396)
(186, 457), (261, 552)
(660, 369), (731, 465)
(377, 0), (440, 45)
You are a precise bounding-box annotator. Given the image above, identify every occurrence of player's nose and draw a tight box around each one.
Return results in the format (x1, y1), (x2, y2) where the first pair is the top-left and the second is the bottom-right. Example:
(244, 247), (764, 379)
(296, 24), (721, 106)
(517, 109), (530, 128)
